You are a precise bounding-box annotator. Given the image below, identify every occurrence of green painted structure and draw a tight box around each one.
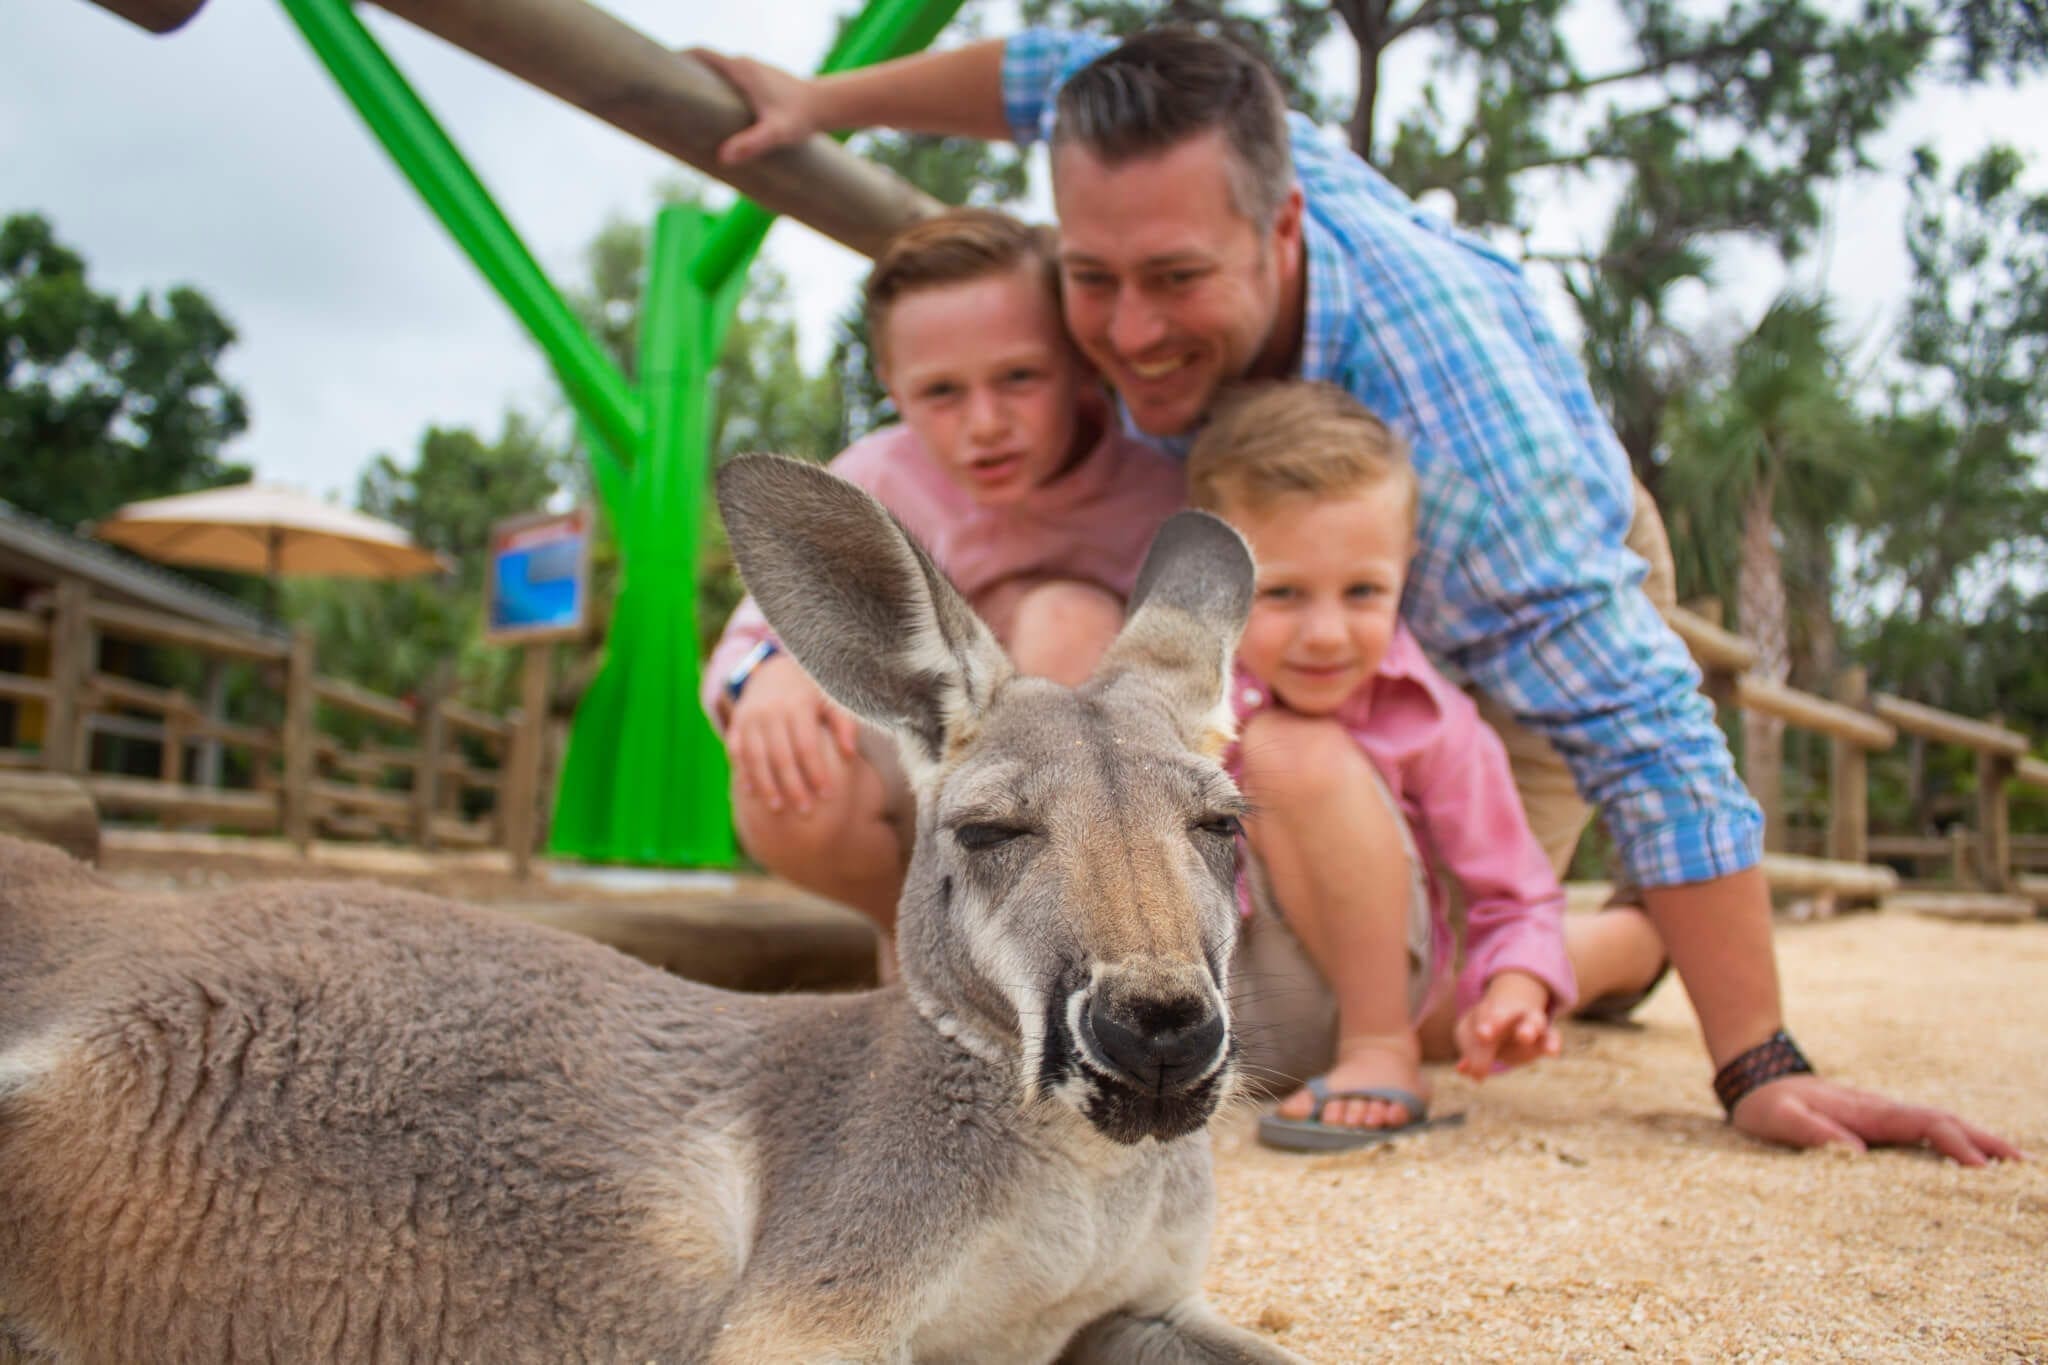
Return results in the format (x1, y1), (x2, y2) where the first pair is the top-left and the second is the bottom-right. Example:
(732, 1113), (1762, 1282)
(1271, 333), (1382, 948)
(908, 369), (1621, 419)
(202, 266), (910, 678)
(273, 0), (963, 865)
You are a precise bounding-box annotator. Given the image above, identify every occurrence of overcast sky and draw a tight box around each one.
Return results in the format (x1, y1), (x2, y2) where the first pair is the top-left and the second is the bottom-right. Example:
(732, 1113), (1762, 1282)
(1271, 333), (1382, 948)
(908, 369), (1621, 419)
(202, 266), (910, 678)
(7, 1), (2043, 505)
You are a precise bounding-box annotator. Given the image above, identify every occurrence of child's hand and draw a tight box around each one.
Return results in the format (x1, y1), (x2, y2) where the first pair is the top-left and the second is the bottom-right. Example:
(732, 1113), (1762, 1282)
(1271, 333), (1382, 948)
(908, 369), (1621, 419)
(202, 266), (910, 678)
(1455, 970), (1562, 1080)
(726, 654), (859, 815)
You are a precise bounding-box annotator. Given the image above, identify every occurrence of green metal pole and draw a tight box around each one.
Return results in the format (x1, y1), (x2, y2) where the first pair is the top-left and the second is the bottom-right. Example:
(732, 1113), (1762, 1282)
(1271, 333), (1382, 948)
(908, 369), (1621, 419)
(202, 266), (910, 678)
(552, 206), (738, 864)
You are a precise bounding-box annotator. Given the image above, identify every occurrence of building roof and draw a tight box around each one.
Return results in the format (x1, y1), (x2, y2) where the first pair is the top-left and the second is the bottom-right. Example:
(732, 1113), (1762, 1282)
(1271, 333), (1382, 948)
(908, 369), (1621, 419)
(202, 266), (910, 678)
(0, 499), (285, 639)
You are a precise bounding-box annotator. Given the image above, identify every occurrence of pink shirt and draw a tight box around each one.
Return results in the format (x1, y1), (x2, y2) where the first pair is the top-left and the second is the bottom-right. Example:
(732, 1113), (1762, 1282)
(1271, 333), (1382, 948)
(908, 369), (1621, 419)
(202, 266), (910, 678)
(704, 416), (1186, 727)
(1229, 624), (1578, 1022)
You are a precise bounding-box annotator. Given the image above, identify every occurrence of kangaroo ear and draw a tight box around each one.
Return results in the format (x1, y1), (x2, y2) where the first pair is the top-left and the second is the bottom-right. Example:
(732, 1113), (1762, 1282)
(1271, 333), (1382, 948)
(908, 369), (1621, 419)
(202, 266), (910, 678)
(716, 454), (1011, 773)
(1093, 511), (1254, 754)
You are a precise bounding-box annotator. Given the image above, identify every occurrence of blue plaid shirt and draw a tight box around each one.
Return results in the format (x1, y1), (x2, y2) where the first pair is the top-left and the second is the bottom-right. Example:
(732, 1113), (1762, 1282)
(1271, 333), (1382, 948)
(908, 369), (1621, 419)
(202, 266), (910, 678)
(1004, 29), (1762, 889)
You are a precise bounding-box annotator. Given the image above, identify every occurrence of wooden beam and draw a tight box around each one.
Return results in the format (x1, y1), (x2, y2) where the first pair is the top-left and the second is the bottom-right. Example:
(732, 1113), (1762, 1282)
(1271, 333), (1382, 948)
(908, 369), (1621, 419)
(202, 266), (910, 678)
(0, 672), (53, 705)
(1890, 890), (2035, 924)
(1760, 852), (1898, 900)
(1731, 676), (1896, 750)
(313, 779), (413, 822)
(439, 700), (511, 745)
(1870, 694), (2029, 758)
(1979, 748), (2014, 894)
(84, 775), (280, 830)
(43, 581), (93, 776)
(1662, 604), (1758, 675)
(282, 630), (317, 851)
(1868, 835), (1948, 861)
(87, 599), (289, 664)
(0, 608), (49, 645)
(2015, 755), (2048, 789)
(368, 0), (942, 262)
(1827, 668), (1869, 867)
(501, 645), (551, 877)
(312, 676), (416, 731)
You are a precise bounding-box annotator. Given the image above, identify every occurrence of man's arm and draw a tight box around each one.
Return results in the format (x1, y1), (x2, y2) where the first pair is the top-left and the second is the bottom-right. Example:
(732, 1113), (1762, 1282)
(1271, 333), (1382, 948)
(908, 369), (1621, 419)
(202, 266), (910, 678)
(690, 41), (1010, 165)
(1650, 866), (2019, 1164)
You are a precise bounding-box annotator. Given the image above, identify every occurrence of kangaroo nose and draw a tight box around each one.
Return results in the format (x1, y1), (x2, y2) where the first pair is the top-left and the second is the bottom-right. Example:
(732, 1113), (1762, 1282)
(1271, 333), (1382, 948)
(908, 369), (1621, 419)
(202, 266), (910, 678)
(1085, 992), (1226, 1094)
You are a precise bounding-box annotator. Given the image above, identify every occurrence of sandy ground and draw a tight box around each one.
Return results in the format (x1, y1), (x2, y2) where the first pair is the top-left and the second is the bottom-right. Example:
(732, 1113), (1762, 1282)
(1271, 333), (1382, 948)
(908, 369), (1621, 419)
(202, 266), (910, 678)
(1202, 910), (2048, 1363)
(98, 835), (2047, 1363)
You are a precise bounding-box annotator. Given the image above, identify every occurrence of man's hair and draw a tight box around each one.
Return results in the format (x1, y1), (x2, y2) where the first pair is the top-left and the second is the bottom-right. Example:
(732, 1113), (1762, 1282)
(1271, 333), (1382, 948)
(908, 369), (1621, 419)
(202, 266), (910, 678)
(1187, 381), (1418, 526)
(863, 208), (1061, 369)
(1052, 27), (1294, 228)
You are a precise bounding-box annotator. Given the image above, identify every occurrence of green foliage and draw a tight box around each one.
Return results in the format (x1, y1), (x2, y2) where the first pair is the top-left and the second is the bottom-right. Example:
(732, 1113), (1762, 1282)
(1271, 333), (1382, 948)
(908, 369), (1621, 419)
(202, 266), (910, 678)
(294, 410), (571, 715)
(0, 212), (251, 532)
(356, 414), (566, 594)
(1654, 298), (1875, 683)
(1850, 144), (2048, 726)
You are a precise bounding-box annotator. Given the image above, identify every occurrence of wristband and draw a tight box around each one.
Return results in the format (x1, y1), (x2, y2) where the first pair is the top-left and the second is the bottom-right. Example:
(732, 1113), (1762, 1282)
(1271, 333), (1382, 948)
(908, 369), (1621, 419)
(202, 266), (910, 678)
(1712, 1029), (1814, 1117)
(723, 639), (781, 703)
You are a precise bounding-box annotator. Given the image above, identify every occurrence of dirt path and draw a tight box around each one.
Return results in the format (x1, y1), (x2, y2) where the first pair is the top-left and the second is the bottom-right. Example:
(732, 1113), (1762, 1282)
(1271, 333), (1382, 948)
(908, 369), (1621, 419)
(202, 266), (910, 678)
(1203, 910), (2047, 1362)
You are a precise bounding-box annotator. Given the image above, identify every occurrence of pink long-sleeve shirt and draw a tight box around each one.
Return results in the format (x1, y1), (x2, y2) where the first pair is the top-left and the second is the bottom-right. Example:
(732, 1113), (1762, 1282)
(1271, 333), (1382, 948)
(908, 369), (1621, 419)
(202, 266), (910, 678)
(1229, 624), (1578, 1023)
(703, 418), (1186, 728)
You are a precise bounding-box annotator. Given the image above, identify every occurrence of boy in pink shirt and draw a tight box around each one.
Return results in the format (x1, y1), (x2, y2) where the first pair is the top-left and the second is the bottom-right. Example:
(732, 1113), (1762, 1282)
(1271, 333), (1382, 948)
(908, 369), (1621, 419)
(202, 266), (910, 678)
(1189, 382), (1580, 1150)
(703, 209), (1184, 955)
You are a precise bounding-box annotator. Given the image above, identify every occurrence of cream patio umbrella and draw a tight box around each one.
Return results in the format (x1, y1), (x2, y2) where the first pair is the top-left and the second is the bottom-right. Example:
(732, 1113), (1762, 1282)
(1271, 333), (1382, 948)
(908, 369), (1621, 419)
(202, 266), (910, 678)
(92, 482), (450, 615)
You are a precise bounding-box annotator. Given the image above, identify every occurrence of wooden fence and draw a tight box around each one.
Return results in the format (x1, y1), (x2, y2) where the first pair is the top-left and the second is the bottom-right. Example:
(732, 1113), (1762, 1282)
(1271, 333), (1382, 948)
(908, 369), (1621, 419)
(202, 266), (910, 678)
(0, 578), (550, 862)
(1664, 604), (2047, 919)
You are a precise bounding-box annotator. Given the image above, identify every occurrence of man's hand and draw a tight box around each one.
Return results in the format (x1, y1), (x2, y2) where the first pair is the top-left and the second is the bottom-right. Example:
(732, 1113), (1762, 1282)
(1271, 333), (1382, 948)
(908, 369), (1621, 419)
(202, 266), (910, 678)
(1455, 970), (1562, 1080)
(1731, 1073), (2026, 1167)
(726, 654), (860, 815)
(687, 49), (820, 164)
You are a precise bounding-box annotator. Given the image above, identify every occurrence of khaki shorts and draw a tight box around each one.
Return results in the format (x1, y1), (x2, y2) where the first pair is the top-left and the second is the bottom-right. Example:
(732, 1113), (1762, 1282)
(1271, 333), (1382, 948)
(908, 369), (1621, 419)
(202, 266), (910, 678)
(1227, 760), (1434, 1100)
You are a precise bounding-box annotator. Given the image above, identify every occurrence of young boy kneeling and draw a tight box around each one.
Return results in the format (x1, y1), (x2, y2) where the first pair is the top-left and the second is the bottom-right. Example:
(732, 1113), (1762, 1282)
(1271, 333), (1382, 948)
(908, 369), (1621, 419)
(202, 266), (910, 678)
(703, 208), (1184, 967)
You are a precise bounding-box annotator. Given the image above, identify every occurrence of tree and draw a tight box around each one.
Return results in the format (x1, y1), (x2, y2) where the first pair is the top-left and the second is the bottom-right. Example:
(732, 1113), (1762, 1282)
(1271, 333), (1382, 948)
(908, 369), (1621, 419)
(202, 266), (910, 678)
(0, 213), (250, 531)
(1849, 144), (2048, 829)
(296, 412), (569, 714)
(1660, 296), (1875, 848)
(357, 414), (565, 594)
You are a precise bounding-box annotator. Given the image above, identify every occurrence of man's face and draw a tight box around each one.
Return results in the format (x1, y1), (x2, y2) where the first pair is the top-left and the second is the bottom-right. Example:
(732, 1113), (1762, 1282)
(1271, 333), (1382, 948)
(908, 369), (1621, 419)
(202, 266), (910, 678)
(1053, 130), (1303, 437)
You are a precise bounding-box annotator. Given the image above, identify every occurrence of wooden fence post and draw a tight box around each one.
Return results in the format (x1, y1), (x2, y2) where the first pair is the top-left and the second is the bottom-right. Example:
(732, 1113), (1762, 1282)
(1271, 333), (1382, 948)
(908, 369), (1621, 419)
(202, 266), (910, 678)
(43, 579), (93, 775)
(1949, 825), (1975, 888)
(1978, 714), (2014, 894)
(412, 666), (449, 850)
(193, 658), (228, 789)
(1828, 668), (1869, 867)
(282, 629), (317, 851)
(501, 645), (552, 877)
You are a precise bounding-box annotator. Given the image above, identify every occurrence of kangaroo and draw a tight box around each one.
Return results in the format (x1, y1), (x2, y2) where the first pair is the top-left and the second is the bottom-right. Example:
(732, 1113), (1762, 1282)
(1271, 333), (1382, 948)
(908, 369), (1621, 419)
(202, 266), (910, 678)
(0, 454), (1304, 1364)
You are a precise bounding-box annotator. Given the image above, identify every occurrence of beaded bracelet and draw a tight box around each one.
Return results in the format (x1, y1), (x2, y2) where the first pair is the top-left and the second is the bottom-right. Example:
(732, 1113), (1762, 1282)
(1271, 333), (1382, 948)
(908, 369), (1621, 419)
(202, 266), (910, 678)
(1712, 1030), (1814, 1117)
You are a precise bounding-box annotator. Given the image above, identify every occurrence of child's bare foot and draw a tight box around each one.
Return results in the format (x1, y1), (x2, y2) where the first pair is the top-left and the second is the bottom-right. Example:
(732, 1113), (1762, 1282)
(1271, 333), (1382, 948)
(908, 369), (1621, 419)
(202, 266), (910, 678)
(1273, 1032), (1428, 1130)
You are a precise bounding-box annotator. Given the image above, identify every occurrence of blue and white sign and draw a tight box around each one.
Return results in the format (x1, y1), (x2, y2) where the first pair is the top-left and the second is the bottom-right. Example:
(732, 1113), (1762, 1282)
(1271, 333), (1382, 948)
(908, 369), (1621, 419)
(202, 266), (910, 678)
(486, 507), (592, 645)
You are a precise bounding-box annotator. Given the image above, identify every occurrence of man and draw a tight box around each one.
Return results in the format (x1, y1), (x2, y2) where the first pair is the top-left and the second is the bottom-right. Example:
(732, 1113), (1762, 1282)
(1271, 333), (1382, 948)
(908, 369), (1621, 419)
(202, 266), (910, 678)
(692, 28), (2018, 1164)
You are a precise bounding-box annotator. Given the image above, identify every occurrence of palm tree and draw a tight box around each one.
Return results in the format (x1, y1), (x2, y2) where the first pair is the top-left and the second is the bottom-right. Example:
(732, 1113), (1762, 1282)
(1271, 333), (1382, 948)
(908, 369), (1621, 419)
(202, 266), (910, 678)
(1660, 296), (1874, 850)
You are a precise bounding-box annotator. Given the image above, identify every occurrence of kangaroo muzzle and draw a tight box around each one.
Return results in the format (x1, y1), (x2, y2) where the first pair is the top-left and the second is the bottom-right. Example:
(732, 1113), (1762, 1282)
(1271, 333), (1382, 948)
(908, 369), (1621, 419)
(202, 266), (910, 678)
(1066, 964), (1233, 1145)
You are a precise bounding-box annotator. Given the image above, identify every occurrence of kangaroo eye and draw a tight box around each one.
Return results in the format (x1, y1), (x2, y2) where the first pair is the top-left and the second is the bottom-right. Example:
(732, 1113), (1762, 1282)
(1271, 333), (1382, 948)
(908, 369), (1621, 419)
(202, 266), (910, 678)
(955, 823), (1029, 852)
(1194, 814), (1242, 839)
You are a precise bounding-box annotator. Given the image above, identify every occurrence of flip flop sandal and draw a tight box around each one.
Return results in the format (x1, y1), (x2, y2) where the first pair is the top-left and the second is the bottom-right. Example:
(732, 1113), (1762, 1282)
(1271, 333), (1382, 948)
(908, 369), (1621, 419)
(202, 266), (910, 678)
(1256, 1076), (1467, 1152)
(1577, 959), (1671, 1025)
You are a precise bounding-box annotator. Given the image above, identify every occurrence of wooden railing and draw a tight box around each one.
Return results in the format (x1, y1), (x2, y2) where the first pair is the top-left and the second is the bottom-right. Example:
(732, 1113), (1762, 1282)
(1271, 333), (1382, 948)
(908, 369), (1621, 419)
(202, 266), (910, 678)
(2, 577), (547, 860)
(1664, 603), (2046, 917)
